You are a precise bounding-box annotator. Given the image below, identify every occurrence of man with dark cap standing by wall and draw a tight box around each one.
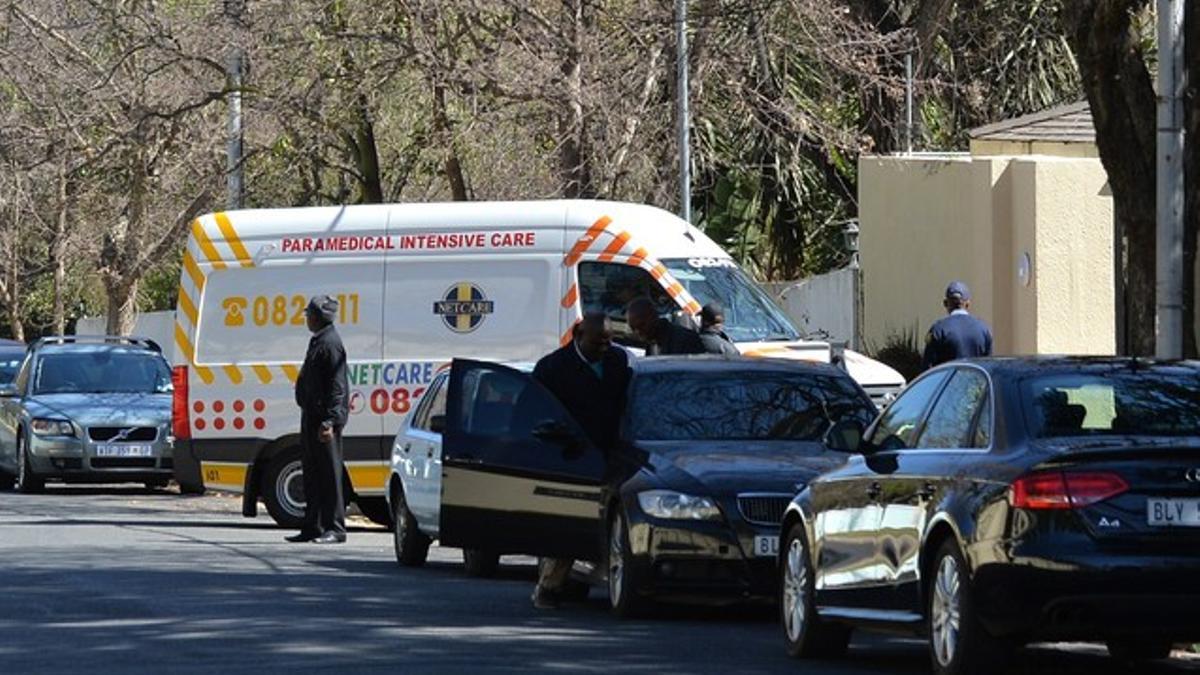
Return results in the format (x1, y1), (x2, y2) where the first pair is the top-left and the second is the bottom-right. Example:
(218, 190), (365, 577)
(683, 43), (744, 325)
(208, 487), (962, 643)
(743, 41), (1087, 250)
(625, 297), (705, 355)
(923, 281), (993, 370)
(698, 303), (740, 356)
(287, 295), (350, 545)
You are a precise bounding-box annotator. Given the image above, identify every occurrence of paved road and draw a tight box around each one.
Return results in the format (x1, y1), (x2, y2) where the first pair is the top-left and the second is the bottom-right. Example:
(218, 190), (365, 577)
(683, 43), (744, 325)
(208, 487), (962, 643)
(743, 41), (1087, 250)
(1, 487), (1198, 675)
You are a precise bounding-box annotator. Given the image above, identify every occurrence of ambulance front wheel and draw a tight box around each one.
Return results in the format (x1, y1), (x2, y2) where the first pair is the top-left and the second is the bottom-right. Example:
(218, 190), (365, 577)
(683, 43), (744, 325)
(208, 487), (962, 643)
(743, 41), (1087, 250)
(262, 448), (307, 529)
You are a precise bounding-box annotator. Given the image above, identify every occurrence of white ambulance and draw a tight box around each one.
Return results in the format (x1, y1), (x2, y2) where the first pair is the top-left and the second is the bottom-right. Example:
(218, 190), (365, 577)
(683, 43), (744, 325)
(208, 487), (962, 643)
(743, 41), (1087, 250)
(169, 200), (903, 527)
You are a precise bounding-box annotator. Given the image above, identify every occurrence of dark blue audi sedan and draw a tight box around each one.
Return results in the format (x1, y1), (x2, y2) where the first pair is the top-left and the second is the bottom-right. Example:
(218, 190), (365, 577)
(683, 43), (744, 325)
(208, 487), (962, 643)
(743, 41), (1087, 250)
(779, 357), (1200, 675)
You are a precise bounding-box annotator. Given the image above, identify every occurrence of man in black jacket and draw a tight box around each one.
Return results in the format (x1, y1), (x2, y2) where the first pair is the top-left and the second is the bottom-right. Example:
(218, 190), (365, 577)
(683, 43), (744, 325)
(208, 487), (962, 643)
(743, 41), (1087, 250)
(625, 297), (705, 355)
(529, 312), (632, 608)
(698, 303), (740, 356)
(287, 295), (350, 545)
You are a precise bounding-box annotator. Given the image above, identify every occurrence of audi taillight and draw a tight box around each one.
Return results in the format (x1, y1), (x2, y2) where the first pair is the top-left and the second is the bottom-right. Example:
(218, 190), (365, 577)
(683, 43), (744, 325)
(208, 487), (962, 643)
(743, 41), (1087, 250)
(172, 365), (190, 440)
(1009, 471), (1128, 510)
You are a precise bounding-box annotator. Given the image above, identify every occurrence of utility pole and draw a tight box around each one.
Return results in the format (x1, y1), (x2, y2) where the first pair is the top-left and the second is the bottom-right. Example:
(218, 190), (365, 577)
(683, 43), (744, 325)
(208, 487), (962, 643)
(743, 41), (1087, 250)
(904, 51), (914, 155)
(1156, 0), (1185, 359)
(675, 0), (690, 224)
(224, 0), (245, 210)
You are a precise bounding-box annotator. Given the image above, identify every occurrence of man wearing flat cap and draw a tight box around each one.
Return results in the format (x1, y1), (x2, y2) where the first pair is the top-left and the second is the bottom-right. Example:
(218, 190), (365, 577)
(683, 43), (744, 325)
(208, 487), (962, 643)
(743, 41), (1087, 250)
(922, 281), (993, 370)
(287, 295), (350, 544)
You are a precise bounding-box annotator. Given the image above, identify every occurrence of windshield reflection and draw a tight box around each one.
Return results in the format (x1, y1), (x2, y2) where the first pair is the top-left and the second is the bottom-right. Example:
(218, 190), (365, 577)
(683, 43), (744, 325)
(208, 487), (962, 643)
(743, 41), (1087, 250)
(631, 371), (874, 442)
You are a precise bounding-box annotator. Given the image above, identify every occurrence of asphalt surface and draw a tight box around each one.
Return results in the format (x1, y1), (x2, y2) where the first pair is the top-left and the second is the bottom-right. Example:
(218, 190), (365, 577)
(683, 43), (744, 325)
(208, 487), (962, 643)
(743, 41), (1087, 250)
(1, 486), (1199, 675)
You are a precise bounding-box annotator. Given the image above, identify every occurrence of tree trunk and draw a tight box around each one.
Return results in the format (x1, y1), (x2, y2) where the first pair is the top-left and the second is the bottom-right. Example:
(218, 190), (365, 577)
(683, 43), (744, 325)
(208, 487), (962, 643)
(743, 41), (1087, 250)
(433, 83), (469, 201)
(105, 278), (138, 336)
(1124, 205), (1157, 355)
(350, 93), (384, 204)
(1183, 0), (1199, 357)
(1062, 0), (1157, 356)
(558, 0), (593, 199)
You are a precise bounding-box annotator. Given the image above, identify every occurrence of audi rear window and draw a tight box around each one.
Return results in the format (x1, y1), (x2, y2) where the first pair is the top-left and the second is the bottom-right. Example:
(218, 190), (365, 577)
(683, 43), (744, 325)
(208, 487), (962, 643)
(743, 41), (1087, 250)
(1021, 370), (1200, 439)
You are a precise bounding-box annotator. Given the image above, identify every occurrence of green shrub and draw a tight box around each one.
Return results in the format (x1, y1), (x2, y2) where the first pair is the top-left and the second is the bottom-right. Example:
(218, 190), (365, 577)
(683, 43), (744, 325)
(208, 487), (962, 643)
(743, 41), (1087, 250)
(869, 327), (924, 382)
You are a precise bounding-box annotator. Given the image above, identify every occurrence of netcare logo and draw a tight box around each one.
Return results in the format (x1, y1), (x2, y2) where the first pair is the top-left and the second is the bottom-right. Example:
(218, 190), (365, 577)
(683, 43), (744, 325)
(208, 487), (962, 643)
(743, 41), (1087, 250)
(433, 283), (494, 334)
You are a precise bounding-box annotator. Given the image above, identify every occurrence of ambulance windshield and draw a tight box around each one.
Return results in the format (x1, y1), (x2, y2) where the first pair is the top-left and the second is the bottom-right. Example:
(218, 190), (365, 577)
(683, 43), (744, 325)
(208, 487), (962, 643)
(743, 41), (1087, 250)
(661, 258), (799, 343)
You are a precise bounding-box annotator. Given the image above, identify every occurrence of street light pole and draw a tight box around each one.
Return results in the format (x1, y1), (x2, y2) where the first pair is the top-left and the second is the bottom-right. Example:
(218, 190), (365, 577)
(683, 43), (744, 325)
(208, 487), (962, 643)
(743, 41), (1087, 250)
(1156, 0), (1185, 359)
(676, 0), (690, 224)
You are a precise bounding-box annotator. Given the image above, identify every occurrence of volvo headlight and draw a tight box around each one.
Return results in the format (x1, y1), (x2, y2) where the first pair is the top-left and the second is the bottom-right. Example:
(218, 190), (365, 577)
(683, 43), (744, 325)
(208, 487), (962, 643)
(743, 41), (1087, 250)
(31, 418), (75, 437)
(637, 490), (721, 520)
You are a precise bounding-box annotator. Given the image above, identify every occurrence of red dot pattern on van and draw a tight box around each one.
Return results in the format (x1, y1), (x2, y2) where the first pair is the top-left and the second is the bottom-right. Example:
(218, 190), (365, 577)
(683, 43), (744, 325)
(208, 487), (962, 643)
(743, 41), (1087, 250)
(192, 399), (267, 434)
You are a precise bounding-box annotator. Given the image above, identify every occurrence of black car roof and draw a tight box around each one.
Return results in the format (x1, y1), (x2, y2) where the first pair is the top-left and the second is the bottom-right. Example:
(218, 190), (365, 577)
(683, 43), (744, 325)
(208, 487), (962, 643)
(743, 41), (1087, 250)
(631, 355), (847, 377)
(948, 356), (1200, 377)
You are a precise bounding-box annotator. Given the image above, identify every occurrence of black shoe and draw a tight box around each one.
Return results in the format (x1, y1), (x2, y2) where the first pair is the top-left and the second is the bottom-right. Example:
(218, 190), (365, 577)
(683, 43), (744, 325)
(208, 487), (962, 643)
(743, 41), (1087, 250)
(313, 532), (347, 544)
(531, 586), (560, 610)
(285, 531), (320, 543)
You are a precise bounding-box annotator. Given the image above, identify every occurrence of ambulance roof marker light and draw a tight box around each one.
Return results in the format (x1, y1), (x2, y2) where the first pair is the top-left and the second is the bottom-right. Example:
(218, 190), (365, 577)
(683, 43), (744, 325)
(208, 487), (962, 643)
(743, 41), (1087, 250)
(254, 243), (277, 265)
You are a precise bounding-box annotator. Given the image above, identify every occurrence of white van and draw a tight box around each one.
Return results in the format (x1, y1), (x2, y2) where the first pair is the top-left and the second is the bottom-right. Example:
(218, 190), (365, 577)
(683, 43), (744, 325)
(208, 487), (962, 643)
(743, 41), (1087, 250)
(169, 200), (903, 527)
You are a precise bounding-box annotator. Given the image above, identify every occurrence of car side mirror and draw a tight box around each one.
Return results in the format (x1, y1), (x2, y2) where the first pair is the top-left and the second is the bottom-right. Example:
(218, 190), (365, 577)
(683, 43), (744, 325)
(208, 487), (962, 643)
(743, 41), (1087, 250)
(825, 420), (865, 453)
(429, 414), (446, 434)
(0, 384), (19, 398)
(532, 419), (580, 447)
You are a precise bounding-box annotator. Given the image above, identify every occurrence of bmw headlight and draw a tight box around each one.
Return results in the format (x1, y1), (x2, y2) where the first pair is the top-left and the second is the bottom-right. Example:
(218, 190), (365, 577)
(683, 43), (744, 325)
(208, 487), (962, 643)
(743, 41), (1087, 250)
(637, 490), (721, 520)
(31, 418), (75, 437)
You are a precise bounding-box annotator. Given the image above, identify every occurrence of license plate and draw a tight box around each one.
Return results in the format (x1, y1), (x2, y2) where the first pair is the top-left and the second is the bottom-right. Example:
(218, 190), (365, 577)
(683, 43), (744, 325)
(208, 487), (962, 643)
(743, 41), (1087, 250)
(1147, 498), (1200, 527)
(94, 444), (153, 458)
(753, 535), (779, 557)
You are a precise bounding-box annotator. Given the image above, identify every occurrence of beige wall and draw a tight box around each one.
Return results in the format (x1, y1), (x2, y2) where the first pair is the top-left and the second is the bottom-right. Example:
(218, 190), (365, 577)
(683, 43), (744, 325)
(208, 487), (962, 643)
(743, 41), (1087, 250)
(860, 152), (1115, 357)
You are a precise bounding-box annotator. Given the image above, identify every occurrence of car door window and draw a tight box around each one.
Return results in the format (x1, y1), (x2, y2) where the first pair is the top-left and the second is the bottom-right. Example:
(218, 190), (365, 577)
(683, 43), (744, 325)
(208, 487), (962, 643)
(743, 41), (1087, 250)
(578, 262), (676, 347)
(972, 391), (992, 448)
(916, 369), (990, 449)
(12, 355), (30, 395)
(410, 376), (446, 432)
(449, 361), (604, 479)
(866, 370), (951, 451)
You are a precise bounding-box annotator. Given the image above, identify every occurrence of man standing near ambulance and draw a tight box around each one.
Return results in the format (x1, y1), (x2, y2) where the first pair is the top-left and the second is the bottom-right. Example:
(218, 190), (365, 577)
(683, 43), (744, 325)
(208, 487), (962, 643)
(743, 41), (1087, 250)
(529, 312), (632, 608)
(286, 295), (350, 545)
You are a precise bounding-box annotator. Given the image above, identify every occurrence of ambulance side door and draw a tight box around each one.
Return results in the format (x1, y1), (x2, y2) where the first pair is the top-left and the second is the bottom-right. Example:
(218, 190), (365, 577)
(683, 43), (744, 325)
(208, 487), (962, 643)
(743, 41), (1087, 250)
(439, 359), (605, 560)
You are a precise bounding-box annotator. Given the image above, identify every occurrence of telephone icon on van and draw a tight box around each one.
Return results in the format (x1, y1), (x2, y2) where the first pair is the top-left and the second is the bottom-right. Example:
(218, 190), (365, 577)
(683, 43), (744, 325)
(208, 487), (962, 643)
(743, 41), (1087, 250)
(222, 297), (248, 327)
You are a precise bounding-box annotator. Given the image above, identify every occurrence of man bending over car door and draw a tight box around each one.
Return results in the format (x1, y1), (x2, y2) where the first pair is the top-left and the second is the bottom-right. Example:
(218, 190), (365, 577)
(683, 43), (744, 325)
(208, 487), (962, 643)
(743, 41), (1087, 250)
(529, 312), (632, 609)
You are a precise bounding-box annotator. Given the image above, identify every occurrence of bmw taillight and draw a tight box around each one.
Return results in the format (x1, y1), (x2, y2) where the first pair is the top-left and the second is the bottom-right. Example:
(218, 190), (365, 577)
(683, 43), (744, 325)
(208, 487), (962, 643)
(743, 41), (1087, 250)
(172, 366), (190, 440)
(1009, 471), (1129, 510)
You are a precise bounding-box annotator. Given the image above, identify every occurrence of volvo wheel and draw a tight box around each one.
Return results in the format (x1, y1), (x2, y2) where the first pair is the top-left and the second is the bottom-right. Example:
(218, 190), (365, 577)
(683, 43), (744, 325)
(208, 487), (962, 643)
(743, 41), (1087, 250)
(928, 541), (1009, 675)
(781, 521), (850, 658)
(15, 433), (44, 494)
(262, 448), (305, 529)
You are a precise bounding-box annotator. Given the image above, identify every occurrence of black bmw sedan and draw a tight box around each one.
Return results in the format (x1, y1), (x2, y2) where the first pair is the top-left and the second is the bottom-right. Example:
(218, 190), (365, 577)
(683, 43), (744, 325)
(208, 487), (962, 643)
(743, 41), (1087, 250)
(434, 356), (877, 616)
(779, 357), (1200, 675)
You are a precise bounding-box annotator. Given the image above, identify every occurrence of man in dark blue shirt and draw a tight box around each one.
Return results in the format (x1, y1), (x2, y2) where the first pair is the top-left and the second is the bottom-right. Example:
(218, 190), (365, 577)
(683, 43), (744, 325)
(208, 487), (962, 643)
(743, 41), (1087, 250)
(923, 281), (993, 370)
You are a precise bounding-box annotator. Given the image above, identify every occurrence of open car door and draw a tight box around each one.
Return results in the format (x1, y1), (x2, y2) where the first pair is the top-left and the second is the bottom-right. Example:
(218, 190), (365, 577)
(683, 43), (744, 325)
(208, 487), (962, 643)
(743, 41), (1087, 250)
(439, 359), (606, 561)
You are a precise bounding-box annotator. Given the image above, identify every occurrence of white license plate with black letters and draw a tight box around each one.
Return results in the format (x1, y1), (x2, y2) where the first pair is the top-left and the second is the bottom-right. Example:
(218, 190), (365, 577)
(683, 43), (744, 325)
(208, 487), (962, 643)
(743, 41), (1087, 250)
(94, 444), (153, 458)
(753, 535), (779, 557)
(1147, 498), (1200, 527)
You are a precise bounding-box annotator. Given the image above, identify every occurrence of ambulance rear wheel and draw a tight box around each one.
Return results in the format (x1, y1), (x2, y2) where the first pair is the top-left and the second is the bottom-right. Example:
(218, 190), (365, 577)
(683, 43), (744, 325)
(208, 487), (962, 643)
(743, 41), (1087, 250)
(262, 448), (306, 529)
(356, 497), (394, 529)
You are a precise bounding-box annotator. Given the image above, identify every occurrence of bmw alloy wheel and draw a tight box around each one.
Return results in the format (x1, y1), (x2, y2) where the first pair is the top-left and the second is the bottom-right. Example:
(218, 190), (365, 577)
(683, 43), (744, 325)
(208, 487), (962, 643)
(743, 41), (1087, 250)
(931, 554), (963, 667)
(782, 537), (808, 642)
(608, 514), (625, 606)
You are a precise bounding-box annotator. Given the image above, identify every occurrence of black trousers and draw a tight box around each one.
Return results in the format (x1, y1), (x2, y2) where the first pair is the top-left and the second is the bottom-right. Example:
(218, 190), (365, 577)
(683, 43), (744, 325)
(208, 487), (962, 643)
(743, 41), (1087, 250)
(300, 416), (345, 536)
